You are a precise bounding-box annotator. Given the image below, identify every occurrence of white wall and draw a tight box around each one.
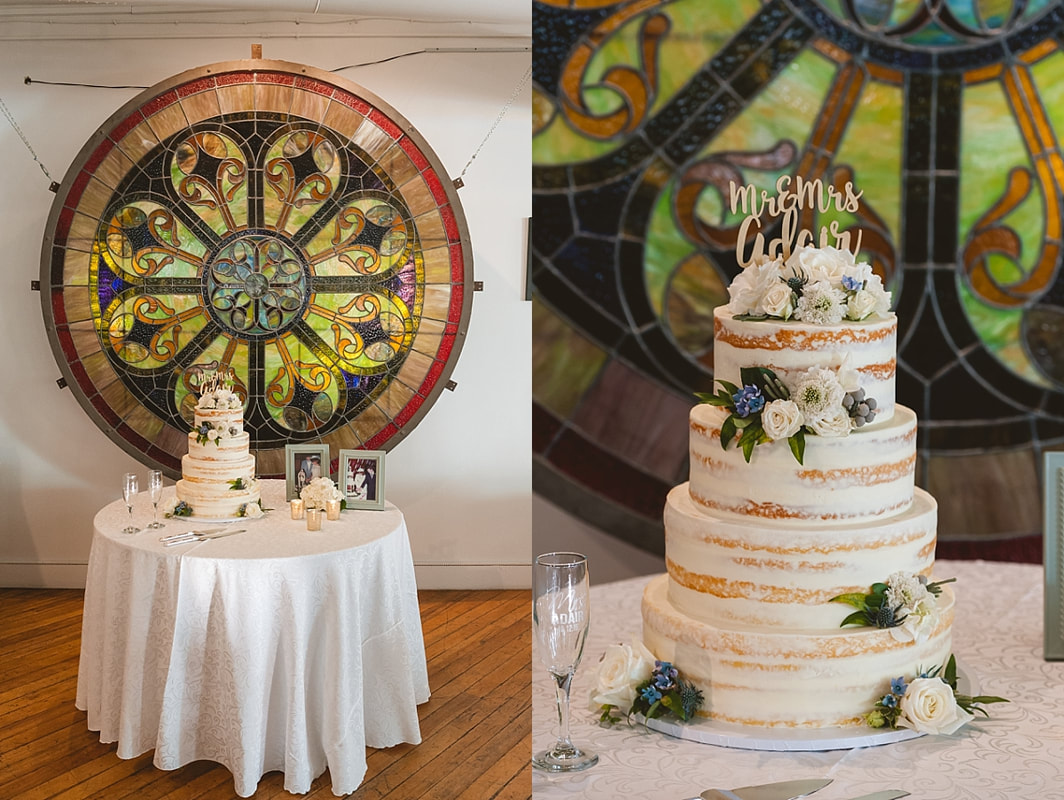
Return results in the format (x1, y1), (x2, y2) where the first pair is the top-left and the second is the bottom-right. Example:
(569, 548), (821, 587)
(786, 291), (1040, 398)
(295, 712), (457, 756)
(0, 11), (531, 589)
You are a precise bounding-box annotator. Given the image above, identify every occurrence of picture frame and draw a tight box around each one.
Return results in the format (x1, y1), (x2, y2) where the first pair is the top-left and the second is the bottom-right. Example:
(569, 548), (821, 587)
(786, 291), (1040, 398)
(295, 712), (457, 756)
(285, 444), (330, 502)
(338, 449), (386, 510)
(1044, 452), (1064, 660)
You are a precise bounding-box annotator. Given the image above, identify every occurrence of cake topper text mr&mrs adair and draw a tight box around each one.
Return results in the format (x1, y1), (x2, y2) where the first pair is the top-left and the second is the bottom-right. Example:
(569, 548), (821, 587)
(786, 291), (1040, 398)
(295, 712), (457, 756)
(729, 177), (863, 267)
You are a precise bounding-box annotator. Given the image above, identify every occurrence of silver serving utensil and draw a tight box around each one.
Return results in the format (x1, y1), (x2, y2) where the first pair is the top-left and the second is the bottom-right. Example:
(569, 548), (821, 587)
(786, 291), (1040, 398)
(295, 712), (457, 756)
(160, 527), (227, 541)
(840, 792), (909, 800)
(701, 779), (833, 800)
(162, 528), (246, 547)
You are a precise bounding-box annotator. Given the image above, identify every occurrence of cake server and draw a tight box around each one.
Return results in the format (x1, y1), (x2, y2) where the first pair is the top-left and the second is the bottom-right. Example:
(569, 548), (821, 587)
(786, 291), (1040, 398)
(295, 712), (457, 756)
(701, 779), (833, 800)
(162, 528), (247, 546)
(160, 527), (226, 541)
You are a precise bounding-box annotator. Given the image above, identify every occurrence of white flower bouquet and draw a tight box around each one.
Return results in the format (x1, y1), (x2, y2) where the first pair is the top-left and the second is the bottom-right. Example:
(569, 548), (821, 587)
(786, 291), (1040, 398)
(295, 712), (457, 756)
(727, 245), (891, 324)
(866, 655), (1007, 733)
(588, 638), (704, 725)
(300, 476), (343, 510)
(696, 363), (878, 463)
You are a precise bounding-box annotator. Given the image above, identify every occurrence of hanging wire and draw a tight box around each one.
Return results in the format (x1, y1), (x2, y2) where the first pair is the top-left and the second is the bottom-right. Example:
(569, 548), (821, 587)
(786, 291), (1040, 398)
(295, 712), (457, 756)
(18, 50), (531, 189)
(455, 63), (531, 186)
(0, 92), (53, 182)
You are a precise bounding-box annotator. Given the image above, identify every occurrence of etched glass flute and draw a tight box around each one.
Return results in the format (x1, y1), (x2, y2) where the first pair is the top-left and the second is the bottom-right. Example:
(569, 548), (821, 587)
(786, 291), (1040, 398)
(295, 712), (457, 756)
(147, 470), (165, 529)
(532, 552), (598, 772)
(122, 472), (140, 534)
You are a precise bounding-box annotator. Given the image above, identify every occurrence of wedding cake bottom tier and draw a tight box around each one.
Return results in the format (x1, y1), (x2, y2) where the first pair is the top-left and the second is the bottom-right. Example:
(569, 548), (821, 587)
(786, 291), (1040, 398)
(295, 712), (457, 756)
(641, 573), (954, 728)
(174, 478), (260, 518)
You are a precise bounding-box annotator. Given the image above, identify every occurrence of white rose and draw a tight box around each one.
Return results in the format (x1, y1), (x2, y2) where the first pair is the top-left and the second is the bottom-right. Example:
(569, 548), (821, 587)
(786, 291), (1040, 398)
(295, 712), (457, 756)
(761, 399), (804, 440)
(243, 502), (264, 519)
(846, 289), (879, 320)
(806, 407), (853, 437)
(786, 245), (853, 284)
(889, 603), (939, 644)
(756, 282), (795, 319)
(207, 427), (220, 441)
(727, 260), (784, 314)
(588, 639), (655, 711)
(898, 677), (973, 735)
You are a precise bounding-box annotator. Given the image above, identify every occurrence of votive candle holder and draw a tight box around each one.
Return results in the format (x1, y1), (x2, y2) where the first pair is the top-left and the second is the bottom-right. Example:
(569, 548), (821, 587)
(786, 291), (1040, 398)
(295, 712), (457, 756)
(290, 498), (305, 520)
(305, 507), (323, 531)
(325, 499), (341, 520)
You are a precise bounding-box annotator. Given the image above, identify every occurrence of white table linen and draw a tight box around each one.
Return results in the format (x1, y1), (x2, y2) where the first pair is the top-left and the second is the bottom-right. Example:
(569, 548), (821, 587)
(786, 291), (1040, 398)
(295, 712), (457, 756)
(533, 560), (1064, 800)
(77, 480), (429, 797)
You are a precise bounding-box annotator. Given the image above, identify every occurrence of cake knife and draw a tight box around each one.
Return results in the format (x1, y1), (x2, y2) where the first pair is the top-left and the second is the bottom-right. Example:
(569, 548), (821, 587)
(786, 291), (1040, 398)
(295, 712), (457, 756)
(840, 792), (909, 800)
(701, 778), (833, 800)
(162, 528), (247, 546)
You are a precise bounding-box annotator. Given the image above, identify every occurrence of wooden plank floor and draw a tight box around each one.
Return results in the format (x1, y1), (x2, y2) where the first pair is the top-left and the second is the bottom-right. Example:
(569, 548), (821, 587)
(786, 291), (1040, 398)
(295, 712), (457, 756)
(0, 588), (531, 799)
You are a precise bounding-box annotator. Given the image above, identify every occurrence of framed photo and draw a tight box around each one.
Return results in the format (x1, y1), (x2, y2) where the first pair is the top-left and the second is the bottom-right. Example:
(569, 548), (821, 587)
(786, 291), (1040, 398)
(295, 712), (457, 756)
(285, 444), (330, 502)
(1044, 452), (1064, 660)
(338, 449), (386, 510)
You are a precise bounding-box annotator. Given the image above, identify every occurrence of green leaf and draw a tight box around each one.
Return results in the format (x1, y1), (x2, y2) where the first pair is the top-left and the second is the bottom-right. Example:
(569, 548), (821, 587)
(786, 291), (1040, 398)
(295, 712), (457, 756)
(739, 366), (766, 389)
(944, 654), (958, 689)
(696, 391), (732, 408)
(741, 434), (755, 462)
(733, 313), (769, 322)
(717, 380), (740, 396)
(870, 582), (889, 596)
(830, 592), (870, 609)
(788, 430), (805, 464)
(840, 609), (872, 628)
(720, 416), (737, 449)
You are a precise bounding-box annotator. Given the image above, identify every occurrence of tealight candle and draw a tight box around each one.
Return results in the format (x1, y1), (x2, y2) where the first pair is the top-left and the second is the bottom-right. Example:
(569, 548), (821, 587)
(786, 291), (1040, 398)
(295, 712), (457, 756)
(305, 507), (322, 531)
(290, 498), (305, 520)
(325, 499), (341, 520)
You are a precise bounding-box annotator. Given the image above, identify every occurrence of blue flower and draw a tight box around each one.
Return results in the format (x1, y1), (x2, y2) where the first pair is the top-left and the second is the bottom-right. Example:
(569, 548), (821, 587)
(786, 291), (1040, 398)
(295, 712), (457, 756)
(642, 685), (662, 703)
(881, 693), (898, 708)
(890, 676), (908, 696)
(842, 275), (863, 291)
(731, 385), (765, 418)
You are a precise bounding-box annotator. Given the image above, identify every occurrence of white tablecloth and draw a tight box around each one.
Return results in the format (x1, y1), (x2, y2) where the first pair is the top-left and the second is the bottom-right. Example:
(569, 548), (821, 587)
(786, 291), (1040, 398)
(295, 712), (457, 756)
(533, 560), (1064, 800)
(77, 480), (429, 797)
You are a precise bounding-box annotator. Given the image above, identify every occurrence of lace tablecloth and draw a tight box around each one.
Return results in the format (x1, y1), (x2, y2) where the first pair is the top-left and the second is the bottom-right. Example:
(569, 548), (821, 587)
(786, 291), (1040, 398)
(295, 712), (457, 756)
(533, 560), (1064, 800)
(76, 480), (429, 797)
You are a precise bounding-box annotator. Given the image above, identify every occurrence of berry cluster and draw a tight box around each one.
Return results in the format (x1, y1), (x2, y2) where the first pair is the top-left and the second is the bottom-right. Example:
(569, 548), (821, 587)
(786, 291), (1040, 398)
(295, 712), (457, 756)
(843, 388), (878, 427)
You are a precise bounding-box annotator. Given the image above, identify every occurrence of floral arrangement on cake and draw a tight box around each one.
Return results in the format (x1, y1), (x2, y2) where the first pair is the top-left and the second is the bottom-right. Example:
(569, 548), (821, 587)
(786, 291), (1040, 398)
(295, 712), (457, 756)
(300, 476), (344, 511)
(830, 571), (954, 643)
(727, 245), (891, 324)
(238, 499), (265, 518)
(696, 363), (877, 463)
(589, 639), (704, 725)
(866, 655), (1007, 733)
(196, 420), (242, 446)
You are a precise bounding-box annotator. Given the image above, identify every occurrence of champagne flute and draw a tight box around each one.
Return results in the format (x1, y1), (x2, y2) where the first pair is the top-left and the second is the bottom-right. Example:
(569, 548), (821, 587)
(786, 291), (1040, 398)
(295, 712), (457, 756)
(147, 470), (165, 529)
(122, 472), (140, 534)
(532, 552), (598, 773)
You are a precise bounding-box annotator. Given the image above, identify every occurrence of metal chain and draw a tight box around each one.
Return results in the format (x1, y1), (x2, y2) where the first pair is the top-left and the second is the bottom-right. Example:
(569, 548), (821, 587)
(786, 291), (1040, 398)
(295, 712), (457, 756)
(456, 64), (532, 185)
(0, 92), (53, 182)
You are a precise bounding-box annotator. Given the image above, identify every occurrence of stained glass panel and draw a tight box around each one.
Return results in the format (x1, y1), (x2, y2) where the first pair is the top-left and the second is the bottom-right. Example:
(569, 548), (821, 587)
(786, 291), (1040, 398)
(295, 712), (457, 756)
(42, 59), (473, 478)
(533, 0), (1064, 560)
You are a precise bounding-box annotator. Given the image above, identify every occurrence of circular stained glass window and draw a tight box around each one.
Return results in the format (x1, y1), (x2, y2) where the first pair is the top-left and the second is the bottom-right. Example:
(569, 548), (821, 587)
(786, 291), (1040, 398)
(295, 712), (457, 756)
(41, 59), (473, 479)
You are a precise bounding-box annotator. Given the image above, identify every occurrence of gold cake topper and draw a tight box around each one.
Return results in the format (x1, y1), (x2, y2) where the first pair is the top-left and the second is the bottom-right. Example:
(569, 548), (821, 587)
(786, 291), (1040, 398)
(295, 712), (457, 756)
(729, 177), (864, 266)
(196, 367), (235, 396)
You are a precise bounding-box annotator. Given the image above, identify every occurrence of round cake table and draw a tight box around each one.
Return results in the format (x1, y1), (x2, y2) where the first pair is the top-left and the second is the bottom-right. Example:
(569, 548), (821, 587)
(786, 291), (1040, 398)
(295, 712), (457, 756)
(76, 479), (429, 797)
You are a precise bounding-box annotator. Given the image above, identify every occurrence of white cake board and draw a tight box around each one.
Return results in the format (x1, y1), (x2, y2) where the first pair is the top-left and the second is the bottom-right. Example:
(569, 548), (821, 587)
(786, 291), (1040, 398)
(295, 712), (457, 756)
(639, 662), (975, 752)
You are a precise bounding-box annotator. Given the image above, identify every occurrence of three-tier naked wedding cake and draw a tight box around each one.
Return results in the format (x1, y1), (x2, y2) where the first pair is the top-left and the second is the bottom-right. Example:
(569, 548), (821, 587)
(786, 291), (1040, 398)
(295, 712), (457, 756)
(174, 372), (261, 519)
(641, 183), (954, 728)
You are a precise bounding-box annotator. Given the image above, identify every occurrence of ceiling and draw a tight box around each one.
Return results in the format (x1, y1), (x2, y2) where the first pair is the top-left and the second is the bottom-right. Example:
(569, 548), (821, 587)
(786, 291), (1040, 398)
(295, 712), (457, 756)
(0, 0), (530, 27)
